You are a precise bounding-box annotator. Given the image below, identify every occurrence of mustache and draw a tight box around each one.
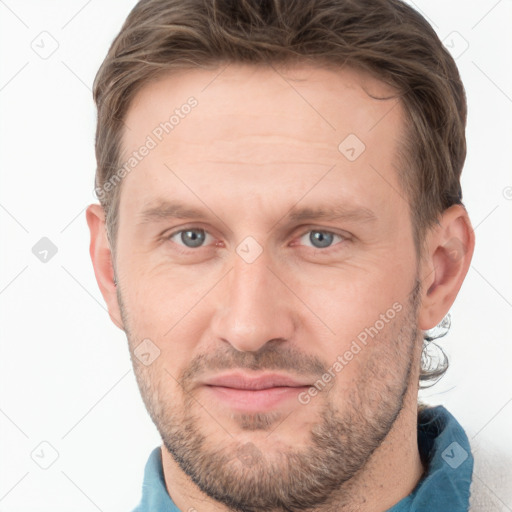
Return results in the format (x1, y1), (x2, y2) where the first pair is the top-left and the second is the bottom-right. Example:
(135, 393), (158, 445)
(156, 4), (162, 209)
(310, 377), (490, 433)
(178, 342), (328, 386)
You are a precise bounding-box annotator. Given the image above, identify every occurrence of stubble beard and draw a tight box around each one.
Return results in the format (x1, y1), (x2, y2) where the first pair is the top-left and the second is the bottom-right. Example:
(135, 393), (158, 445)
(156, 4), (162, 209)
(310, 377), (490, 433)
(121, 282), (421, 512)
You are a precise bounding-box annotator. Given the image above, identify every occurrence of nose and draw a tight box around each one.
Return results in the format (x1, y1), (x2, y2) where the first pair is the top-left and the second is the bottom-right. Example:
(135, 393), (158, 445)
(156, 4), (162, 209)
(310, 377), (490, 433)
(210, 252), (296, 353)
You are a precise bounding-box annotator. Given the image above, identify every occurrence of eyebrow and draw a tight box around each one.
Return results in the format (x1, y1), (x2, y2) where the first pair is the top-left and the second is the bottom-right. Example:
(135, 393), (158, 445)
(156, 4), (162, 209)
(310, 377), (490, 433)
(137, 199), (377, 226)
(138, 200), (211, 224)
(286, 204), (377, 224)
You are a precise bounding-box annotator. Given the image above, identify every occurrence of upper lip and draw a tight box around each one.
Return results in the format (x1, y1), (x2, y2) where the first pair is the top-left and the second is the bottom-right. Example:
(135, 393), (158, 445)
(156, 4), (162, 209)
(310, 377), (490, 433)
(203, 372), (311, 390)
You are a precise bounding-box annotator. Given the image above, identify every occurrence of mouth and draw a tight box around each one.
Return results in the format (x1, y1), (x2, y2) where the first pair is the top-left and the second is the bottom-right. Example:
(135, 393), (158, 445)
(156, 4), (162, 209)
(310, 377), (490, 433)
(201, 372), (312, 412)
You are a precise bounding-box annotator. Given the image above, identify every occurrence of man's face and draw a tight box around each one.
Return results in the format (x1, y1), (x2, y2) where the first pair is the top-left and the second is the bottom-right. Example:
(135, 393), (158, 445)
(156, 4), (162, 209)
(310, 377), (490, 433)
(115, 64), (423, 510)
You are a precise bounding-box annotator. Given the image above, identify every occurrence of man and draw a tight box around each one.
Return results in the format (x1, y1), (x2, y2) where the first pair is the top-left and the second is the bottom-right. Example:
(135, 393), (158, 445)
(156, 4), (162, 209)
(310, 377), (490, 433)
(86, 0), (477, 510)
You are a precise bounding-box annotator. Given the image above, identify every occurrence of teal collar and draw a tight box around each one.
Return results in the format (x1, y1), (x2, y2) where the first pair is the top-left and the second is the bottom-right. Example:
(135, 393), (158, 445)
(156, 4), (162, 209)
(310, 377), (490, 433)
(387, 405), (473, 511)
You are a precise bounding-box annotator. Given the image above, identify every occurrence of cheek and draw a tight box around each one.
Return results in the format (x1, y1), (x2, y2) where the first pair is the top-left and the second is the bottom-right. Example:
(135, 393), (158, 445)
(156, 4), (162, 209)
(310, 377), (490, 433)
(287, 261), (414, 374)
(121, 281), (212, 383)
(295, 262), (410, 332)
(120, 264), (205, 333)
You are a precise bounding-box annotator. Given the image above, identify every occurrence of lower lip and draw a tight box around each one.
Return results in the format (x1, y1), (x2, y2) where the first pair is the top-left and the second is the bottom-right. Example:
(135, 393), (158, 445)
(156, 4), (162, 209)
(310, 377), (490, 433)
(204, 385), (310, 412)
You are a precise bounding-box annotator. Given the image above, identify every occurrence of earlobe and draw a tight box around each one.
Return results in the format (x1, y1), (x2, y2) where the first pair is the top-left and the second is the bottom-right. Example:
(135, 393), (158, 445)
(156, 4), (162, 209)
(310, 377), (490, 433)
(86, 204), (125, 330)
(418, 205), (475, 330)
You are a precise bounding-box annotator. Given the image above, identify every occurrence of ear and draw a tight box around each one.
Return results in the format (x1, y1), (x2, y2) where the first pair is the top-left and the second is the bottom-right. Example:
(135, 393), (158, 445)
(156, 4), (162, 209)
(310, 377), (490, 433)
(86, 204), (124, 330)
(418, 204), (475, 330)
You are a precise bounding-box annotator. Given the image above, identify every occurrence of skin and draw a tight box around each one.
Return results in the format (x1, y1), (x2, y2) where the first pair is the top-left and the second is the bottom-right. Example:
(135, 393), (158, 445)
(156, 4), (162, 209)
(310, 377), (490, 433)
(87, 64), (474, 511)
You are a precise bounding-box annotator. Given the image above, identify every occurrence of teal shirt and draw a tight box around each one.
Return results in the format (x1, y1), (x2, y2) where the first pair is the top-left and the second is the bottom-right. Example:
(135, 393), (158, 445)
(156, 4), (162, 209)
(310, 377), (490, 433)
(132, 406), (473, 512)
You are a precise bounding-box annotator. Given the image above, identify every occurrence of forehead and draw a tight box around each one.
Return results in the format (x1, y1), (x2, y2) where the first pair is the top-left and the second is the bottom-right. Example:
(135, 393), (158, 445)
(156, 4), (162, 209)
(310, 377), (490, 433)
(119, 63), (406, 220)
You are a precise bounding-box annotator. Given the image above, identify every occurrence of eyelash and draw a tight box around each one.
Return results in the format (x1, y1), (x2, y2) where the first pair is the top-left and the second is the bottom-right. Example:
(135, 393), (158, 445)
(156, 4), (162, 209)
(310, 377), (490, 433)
(164, 226), (350, 254)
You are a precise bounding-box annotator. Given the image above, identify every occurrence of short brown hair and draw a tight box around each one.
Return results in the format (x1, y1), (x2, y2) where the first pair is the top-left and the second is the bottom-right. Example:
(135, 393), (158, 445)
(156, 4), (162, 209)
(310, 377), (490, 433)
(93, 0), (467, 385)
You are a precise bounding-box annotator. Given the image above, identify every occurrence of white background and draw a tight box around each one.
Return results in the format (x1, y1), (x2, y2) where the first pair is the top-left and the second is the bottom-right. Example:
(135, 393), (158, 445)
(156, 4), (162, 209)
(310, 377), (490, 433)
(0, 1), (511, 511)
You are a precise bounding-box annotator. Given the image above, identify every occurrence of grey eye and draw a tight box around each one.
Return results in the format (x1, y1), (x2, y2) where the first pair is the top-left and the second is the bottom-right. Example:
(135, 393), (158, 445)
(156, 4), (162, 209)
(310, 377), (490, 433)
(309, 231), (335, 248)
(171, 229), (207, 248)
(181, 229), (205, 247)
(298, 230), (344, 250)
